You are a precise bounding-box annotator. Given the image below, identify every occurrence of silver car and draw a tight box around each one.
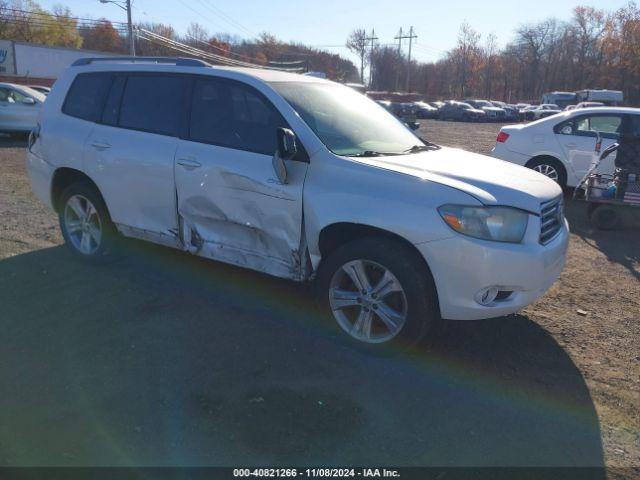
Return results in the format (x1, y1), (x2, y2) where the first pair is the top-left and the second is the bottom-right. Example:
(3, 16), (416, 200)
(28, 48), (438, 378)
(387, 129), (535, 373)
(0, 83), (45, 135)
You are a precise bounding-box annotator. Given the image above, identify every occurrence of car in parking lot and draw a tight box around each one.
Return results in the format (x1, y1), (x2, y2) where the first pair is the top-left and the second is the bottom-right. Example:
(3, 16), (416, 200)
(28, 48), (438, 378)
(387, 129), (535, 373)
(0, 82), (46, 135)
(527, 104), (563, 121)
(491, 107), (638, 187)
(466, 99), (506, 122)
(377, 100), (420, 129)
(27, 56), (568, 350)
(439, 101), (485, 122)
(575, 101), (605, 109)
(490, 100), (519, 121)
(414, 101), (438, 119)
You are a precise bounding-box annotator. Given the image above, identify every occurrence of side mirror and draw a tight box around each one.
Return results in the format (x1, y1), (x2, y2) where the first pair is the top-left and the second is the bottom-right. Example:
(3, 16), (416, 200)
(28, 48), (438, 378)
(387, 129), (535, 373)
(22, 97), (36, 105)
(600, 143), (619, 161)
(272, 128), (297, 184)
(277, 127), (297, 160)
(593, 130), (602, 153)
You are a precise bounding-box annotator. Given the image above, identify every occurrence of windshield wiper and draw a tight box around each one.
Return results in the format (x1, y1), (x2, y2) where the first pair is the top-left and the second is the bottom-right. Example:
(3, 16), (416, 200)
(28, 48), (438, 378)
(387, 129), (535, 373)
(402, 143), (439, 154)
(344, 150), (394, 157)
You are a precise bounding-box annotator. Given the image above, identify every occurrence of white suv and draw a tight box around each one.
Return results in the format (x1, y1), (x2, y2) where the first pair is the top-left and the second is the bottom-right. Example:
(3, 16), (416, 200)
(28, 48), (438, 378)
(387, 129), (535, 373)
(27, 57), (569, 349)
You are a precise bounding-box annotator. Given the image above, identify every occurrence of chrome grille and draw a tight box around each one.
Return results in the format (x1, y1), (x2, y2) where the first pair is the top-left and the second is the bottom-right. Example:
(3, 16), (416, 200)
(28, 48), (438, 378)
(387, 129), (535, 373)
(539, 197), (563, 244)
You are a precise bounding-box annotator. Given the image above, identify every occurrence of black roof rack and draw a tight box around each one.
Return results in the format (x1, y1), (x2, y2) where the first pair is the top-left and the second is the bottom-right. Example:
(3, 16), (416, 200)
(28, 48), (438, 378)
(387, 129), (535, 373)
(71, 56), (210, 67)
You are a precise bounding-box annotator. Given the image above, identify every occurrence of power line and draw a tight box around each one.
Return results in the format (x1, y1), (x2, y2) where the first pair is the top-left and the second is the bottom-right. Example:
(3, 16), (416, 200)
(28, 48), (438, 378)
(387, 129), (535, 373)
(174, 0), (229, 33)
(184, 32), (303, 66)
(137, 27), (304, 72)
(193, 0), (256, 37)
(0, 7), (129, 26)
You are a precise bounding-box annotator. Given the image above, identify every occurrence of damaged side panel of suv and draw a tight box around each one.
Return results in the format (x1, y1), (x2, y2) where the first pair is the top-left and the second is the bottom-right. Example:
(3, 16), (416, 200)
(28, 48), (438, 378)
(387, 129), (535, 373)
(174, 147), (310, 280)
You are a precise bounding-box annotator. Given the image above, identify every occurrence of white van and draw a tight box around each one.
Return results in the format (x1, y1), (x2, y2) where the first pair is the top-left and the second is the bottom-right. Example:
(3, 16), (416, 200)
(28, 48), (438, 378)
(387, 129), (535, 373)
(26, 57), (569, 349)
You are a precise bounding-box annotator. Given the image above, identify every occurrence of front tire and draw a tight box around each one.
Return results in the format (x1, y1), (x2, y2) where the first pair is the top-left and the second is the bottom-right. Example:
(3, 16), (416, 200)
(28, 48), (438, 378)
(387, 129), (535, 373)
(316, 237), (439, 350)
(58, 182), (118, 262)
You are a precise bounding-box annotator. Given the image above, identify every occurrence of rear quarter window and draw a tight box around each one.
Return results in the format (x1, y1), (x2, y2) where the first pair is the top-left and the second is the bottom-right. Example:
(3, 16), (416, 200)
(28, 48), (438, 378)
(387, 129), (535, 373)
(62, 72), (113, 122)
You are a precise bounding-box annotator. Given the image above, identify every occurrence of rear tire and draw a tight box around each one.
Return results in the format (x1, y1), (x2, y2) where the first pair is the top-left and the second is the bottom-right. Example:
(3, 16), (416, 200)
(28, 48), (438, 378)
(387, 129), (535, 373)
(526, 157), (567, 189)
(315, 237), (440, 351)
(58, 182), (119, 263)
(590, 204), (620, 230)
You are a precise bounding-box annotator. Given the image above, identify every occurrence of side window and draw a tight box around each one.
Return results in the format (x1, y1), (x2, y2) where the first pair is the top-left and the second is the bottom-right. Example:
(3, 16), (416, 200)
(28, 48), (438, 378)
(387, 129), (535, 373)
(8, 89), (26, 103)
(575, 115), (622, 139)
(119, 75), (187, 136)
(101, 75), (126, 126)
(0, 87), (13, 103)
(555, 120), (575, 136)
(189, 77), (286, 155)
(62, 72), (113, 122)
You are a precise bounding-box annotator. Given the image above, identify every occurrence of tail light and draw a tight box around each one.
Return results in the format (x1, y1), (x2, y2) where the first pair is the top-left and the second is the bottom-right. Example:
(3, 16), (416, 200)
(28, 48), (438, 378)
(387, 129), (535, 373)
(496, 131), (510, 143)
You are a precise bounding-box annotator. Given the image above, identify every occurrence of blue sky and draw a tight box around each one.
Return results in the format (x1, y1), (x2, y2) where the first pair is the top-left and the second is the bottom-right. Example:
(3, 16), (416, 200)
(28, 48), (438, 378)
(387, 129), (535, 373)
(38, 0), (629, 64)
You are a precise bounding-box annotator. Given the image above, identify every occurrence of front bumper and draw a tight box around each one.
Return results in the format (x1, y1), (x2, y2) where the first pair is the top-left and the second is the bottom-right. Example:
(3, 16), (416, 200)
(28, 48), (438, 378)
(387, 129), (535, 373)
(416, 216), (569, 320)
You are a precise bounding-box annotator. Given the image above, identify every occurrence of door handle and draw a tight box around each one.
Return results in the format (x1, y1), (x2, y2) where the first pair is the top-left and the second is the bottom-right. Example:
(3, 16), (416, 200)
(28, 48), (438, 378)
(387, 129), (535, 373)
(177, 158), (202, 170)
(91, 141), (111, 150)
(564, 143), (577, 148)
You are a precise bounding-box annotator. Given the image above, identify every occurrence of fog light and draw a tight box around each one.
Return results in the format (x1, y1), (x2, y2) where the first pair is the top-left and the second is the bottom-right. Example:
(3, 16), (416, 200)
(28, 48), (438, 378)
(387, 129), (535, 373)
(475, 287), (499, 306)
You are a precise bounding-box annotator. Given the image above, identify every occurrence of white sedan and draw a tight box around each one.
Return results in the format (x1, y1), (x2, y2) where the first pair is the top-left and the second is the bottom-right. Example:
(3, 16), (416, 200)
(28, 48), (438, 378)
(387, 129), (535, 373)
(0, 82), (46, 135)
(491, 107), (638, 188)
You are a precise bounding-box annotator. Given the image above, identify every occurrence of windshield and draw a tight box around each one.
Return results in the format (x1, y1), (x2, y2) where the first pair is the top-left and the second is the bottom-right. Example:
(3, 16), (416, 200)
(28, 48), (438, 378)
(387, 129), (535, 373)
(270, 81), (425, 156)
(459, 102), (474, 109)
(14, 85), (46, 102)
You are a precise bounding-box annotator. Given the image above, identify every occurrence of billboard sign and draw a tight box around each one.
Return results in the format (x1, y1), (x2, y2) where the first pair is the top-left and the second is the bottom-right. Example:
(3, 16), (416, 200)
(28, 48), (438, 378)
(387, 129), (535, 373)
(0, 40), (16, 75)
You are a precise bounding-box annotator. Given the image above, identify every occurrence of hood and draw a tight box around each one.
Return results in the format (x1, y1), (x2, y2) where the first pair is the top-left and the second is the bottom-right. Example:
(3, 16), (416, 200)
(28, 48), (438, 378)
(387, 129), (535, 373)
(354, 147), (561, 214)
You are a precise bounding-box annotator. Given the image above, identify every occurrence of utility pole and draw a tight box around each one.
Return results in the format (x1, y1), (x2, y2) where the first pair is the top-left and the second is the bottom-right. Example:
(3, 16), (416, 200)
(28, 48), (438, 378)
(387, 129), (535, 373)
(99, 0), (135, 55)
(394, 27), (403, 91)
(405, 26), (417, 92)
(365, 28), (378, 88)
(126, 0), (134, 56)
(394, 27), (417, 92)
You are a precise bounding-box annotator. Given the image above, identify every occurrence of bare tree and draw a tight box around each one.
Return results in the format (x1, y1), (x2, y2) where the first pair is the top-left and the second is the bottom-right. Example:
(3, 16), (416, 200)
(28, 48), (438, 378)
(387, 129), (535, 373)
(448, 22), (481, 97)
(346, 28), (368, 83)
(515, 19), (556, 98)
(185, 22), (209, 47)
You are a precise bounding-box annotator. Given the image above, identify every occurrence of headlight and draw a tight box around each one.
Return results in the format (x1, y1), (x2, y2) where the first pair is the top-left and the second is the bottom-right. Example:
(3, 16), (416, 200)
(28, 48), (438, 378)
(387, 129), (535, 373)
(438, 205), (528, 243)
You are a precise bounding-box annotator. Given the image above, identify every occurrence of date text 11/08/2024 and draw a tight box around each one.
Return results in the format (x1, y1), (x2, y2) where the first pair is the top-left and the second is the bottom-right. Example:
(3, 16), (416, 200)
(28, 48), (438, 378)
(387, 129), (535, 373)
(233, 468), (400, 478)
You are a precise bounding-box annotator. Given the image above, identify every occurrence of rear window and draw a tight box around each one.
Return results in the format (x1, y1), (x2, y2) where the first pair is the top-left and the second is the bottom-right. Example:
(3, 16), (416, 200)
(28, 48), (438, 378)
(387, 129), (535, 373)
(62, 73), (113, 122)
(119, 75), (188, 137)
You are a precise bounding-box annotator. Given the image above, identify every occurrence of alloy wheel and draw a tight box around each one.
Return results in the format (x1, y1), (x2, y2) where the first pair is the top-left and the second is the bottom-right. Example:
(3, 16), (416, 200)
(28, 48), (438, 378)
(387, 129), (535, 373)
(63, 194), (102, 255)
(329, 259), (408, 344)
(533, 164), (559, 182)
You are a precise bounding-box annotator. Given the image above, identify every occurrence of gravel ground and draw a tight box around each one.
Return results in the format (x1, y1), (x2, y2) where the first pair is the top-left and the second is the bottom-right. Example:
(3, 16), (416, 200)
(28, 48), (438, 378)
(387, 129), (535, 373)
(1, 124), (638, 476)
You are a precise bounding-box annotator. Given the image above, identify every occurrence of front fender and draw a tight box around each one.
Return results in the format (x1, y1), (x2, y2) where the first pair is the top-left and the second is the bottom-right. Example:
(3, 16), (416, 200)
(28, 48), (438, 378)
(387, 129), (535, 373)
(303, 152), (480, 269)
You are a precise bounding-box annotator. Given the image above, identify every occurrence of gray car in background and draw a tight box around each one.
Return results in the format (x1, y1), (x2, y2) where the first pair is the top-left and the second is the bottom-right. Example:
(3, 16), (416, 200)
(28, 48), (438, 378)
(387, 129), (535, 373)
(0, 83), (46, 135)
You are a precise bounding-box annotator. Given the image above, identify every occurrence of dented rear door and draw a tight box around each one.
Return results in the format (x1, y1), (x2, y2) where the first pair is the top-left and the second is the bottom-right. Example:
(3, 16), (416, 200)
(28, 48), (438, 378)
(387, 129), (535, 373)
(174, 76), (308, 279)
